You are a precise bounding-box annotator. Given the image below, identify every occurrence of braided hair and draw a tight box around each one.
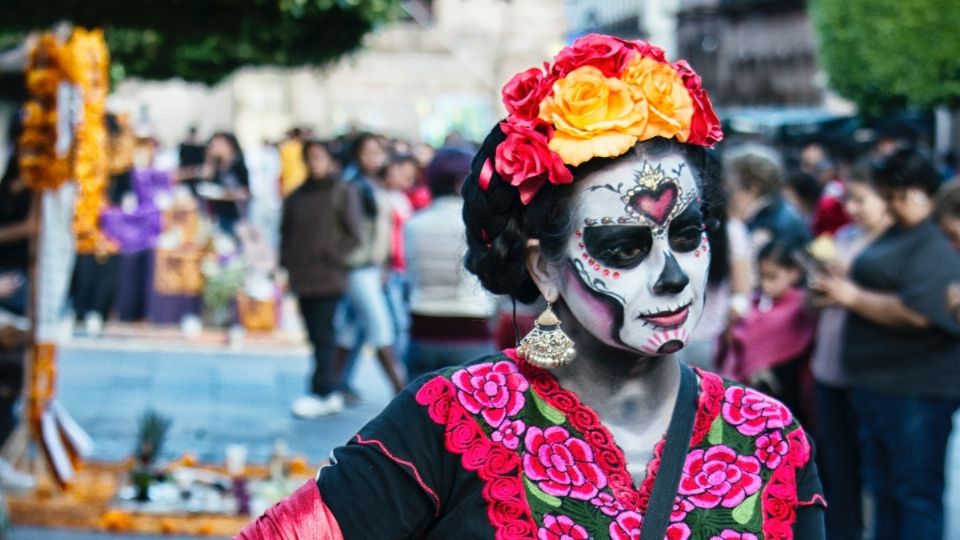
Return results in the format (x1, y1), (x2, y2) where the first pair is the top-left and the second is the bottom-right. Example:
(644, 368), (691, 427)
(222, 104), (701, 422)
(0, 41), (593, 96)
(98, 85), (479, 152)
(462, 124), (723, 304)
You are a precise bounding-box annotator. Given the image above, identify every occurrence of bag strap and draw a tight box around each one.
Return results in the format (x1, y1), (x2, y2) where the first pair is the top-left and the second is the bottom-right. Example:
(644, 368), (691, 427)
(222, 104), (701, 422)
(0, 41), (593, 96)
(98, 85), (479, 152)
(640, 364), (698, 540)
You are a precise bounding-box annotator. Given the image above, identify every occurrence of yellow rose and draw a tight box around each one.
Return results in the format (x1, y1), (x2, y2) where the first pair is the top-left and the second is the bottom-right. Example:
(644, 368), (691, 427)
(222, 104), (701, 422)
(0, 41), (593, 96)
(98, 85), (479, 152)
(539, 65), (648, 166)
(620, 56), (694, 141)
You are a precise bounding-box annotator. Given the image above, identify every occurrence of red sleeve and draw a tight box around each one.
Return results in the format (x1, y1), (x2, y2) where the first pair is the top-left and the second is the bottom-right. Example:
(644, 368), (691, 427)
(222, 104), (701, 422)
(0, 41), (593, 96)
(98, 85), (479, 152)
(235, 480), (344, 540)
(812, 194), (850, 237)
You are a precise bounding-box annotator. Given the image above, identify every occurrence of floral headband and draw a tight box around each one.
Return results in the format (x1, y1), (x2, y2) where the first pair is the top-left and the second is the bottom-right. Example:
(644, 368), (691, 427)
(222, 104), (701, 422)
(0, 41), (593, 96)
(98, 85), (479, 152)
(483, 34), (723, 205)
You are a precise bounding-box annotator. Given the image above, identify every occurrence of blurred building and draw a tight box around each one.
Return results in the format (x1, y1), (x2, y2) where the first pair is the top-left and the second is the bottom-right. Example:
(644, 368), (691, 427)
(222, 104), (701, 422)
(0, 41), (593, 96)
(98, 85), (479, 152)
(108, 0), (566, 152)
(564, 0), (679, 58)
(677, 0), (823, 106)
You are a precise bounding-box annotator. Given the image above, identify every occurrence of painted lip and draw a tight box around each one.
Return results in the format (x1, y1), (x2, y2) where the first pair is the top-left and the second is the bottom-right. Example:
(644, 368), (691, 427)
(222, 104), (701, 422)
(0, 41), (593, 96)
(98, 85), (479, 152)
(639, 303), (691, 328)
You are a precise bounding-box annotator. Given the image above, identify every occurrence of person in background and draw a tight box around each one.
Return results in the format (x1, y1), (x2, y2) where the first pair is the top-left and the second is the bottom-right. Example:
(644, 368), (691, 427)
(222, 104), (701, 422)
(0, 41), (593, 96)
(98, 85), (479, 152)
(404, 147), (498, 379)
(936, 182), (960, 324)
(200, 132), (249, 236)
(783, 170), (823, 230)
(282, 141), (363, 418)
(176, 126), (206, 195)
(800, 142), (850, 237)
(808, 160), (890, 540)
(813, 148), (960, 540)
(381, 155), (419, 365)
(279, 127), (308, 197)
(720, 242), (816, 420)
(934, 180), (960, 250)
(724, 143), (810, 255)
(334, 133), (406, 399)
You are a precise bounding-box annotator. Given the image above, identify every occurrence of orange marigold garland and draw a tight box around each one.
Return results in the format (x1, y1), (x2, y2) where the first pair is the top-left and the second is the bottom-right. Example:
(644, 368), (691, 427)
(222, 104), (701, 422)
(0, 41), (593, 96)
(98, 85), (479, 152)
(67, 29), (114, 255)
(18, 34), (71, 191)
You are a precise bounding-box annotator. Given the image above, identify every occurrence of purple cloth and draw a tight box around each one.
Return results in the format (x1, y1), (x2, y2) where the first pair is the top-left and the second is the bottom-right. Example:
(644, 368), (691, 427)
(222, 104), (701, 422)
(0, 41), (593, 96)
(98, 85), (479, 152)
(143, 250), (201, 324)
(100, 169), (171, 253)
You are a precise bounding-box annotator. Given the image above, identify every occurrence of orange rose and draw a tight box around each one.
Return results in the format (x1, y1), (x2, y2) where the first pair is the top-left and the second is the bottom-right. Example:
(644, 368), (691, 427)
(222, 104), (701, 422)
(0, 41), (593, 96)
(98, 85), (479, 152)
(539, 65), (648, 166)
(620, 56), (694, 141)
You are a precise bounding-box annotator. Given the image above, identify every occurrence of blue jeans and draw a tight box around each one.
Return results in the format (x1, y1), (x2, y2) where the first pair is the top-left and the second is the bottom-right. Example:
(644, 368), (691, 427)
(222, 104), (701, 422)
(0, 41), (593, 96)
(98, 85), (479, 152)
(335, 267), (396, 391)
(384, 271), (410, 365)
(849, 387), (960, 540)
(814, 382), (864, 540)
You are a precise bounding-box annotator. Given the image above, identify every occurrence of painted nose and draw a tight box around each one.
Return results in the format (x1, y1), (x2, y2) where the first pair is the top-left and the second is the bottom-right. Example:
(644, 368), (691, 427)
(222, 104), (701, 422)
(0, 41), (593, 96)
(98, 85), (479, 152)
(653, 252), (689, 295)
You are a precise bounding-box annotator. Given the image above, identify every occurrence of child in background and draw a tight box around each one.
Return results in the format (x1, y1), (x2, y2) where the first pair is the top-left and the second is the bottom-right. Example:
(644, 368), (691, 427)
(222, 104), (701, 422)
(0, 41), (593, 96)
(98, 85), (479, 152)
(720, 241), (817, 418)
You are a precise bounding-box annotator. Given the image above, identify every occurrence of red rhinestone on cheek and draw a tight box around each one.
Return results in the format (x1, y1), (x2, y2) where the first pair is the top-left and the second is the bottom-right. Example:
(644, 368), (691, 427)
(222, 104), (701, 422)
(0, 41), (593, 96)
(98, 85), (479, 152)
(576, 230), (582, 238)
(578, 243), (584, 250)
(582, 253), (589, 260)
(594, 264), (601, 271)
(588, 259), (595, 265)
(613, 272), (620, 279)
(603, 269), (610, 276)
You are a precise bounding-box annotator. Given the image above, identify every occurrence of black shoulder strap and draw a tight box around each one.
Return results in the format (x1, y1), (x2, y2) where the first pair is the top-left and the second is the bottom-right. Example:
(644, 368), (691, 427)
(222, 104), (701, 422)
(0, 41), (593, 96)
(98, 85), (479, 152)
(640, 364), (698, 540)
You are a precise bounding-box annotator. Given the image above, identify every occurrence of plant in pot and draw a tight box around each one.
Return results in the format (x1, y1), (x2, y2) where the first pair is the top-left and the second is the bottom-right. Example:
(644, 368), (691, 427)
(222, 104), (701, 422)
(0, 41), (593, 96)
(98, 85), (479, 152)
(131, 409), (172, 502)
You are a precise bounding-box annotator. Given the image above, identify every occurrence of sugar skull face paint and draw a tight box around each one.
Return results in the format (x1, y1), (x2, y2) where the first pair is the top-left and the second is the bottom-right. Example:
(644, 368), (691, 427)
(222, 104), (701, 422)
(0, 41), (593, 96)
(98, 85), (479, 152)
(560, 154), (709, 356)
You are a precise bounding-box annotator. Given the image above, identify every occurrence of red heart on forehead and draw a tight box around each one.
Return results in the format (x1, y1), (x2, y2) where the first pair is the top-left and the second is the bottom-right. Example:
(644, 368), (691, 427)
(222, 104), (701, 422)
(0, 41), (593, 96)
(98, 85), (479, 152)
(628, 183), (678, 225)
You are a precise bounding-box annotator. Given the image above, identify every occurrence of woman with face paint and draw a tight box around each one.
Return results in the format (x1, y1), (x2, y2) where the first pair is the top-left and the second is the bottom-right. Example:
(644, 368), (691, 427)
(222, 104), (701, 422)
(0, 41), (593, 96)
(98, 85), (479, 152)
(238, 35), (825, 540)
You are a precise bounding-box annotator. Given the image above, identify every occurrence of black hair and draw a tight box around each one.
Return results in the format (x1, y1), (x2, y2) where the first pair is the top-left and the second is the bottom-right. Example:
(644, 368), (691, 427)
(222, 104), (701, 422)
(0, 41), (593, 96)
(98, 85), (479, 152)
(872, 147), (942, 196)
(785, 170), (823, 210)
(935, 181), (960, 222)
(427, 147), (473, 197)
(462, 125), (723, 303)
(301, 139), (331, 163)
(210, 131), (248, 187)
(757, 241), (803, 272)
(350, 132), (382, 164)
(379, 153), (418, 179)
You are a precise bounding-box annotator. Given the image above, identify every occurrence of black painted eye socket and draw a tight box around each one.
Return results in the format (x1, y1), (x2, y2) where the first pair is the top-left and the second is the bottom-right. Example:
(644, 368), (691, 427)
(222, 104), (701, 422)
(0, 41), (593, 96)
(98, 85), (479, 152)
(583, 226), (653, 269)
(668, 206), (705, 253)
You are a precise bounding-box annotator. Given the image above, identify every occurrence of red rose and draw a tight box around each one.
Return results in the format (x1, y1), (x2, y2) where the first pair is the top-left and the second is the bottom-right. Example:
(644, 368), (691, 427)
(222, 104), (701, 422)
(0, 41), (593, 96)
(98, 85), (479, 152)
(483, 475), (524, 504)
(522, 425), (607, 500)
(678, 446), (762, 509)
(502, 65), (553, 120)
(722, 386), (793, 437)
(480, 444), (519, 479)
(755, 430), (789, 469)
(415, 376), (450, 407)
(495, 120), (572, 204)
(501, 519), (538, 539)
(762, 467), (798, 539)
(537, 514), (590, 540)
(551, 33), (638, 78)
(673, 60), (723, 147)
(451, 361), (530, 428)
(786, 428), (812, 467)
(608, 510), (642, 540)
(446, 414), (485, 453)
(463, 441), (489, 471)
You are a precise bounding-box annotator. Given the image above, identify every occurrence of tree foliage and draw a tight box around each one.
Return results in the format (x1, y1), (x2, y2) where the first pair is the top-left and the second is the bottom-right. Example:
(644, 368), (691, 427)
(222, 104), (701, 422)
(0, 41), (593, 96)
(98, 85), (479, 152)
(809, 0), (960, 115)
(3, 0), (401, 84)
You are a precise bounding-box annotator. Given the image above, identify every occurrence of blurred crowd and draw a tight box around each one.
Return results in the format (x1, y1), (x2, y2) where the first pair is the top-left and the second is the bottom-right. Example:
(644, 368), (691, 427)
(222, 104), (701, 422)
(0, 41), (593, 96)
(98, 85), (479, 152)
(3, 110), (960, 538)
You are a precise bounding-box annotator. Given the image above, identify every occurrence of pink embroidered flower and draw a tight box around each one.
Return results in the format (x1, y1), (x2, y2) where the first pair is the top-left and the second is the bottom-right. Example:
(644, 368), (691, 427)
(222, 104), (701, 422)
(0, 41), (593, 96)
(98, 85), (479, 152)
(710, 531), (759, 540)
(609, 512), (690, 540)
(608, 511), (642, 540)
(755, 430), (789, 469)
(590, 492), (625, 517)
(678, 446), (762, 509)
(670, 496), (695, 522)
(537, 514), (589, 540)
(522, 426), (607, 500)
(722, 386), (793, 437)
(451, 361), (529, 428)
(491, 419), (526, 450)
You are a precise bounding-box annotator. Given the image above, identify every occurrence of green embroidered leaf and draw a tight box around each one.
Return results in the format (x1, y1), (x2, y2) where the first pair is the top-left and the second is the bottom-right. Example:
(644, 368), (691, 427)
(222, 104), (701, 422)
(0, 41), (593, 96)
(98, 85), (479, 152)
(530, 391), (567, 425)
(523, 476), (563, 508)
(707, 417), (724, 445)
(732, 492), (759, 524)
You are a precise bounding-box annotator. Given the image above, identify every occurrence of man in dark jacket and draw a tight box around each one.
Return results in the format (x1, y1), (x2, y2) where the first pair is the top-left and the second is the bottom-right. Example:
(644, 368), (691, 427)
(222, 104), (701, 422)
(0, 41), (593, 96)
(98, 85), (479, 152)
(280, 141), (363, 418)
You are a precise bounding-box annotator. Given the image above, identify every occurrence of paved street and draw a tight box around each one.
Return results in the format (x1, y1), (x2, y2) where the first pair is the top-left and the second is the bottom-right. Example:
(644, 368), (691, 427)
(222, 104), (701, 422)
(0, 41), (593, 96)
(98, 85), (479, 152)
(10, 337), (960, 539)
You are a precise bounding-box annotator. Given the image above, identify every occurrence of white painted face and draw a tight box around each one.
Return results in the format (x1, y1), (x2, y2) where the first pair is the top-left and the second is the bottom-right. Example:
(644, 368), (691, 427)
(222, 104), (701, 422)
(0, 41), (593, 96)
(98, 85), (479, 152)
(558, 154), (710, 356)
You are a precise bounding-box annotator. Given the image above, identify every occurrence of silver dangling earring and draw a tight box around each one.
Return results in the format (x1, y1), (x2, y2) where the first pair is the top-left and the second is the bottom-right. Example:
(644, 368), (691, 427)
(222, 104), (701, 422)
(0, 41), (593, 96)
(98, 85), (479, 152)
(517, 303), (576, 368)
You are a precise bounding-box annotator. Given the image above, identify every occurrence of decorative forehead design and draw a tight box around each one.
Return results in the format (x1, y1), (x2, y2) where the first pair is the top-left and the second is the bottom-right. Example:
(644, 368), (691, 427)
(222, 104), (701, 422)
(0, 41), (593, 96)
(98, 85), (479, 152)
(580, 159), (698, 235)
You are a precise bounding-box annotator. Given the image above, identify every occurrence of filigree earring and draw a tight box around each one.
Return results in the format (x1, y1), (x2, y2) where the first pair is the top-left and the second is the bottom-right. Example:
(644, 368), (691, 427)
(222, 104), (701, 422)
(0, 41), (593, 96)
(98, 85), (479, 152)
(517, 303), (576, 368)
